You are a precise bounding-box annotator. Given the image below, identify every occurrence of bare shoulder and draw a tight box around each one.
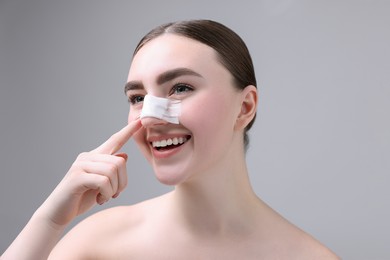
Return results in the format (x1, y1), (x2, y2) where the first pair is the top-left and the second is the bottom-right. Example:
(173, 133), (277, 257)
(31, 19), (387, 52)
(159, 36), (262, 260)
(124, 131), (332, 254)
(293, 233), (340, 260)
(275, 225), (340, 260)
(48, 197), (160, 259)
(254, 206), (340, 260)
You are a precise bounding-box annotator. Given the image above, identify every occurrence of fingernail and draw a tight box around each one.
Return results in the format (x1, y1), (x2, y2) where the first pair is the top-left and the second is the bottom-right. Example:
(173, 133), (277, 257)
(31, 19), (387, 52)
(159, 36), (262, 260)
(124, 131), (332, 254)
(116, 153), (128, 162)
(97, 194), (106, 205)
(122, 154), (128, 162)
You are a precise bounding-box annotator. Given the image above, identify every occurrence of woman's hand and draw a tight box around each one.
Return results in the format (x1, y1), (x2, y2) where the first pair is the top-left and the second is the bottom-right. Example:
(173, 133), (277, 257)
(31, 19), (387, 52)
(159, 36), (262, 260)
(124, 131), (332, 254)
(2, 120), (142, 260)
(37, 119), (142, 228)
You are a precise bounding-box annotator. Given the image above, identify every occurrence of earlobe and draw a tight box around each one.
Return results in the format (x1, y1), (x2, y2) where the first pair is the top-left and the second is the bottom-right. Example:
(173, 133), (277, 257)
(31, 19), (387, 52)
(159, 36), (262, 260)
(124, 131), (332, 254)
(235, 85), (258, 130)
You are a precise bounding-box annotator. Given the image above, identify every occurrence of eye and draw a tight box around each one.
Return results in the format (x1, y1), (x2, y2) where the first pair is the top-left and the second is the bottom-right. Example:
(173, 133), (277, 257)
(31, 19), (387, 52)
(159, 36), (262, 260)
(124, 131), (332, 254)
(128, 94), (145, 105)
(170, 83), (193, 95)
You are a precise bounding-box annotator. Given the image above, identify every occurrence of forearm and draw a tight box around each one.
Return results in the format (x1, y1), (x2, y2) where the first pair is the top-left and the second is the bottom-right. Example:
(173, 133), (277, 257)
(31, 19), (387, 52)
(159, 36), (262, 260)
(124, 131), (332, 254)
(2, 122), (140, 259)
(2, 210), (65, 260)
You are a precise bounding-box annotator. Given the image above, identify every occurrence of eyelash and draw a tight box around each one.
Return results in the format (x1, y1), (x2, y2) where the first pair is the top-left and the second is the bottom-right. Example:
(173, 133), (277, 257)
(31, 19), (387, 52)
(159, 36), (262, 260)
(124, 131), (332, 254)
(127, 95), (144, 105)
(127, 83), (194, 104)
(169, 83), (194, 95)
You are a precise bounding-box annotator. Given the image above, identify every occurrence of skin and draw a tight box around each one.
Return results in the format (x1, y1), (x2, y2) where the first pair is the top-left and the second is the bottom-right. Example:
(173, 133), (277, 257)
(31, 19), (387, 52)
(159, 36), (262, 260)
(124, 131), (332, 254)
(3, 34), (340, 260)
(2, 120), (142, 259)
(127, 34), (250, 186)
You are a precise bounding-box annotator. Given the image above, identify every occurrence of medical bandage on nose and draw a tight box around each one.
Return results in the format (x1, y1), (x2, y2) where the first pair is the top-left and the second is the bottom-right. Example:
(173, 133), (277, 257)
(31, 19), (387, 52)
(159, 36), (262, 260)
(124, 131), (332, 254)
(140, 95), (181, 124)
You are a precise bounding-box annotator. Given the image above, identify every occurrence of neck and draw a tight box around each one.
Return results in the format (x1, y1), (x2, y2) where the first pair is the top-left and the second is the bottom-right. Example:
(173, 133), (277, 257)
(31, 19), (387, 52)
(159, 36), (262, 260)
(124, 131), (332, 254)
(169, 143), (262, 237)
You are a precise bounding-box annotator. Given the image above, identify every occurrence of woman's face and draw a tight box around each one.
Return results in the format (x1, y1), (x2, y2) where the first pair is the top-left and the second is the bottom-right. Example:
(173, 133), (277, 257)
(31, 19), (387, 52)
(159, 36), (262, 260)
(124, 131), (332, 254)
(126, 34), (244, 185)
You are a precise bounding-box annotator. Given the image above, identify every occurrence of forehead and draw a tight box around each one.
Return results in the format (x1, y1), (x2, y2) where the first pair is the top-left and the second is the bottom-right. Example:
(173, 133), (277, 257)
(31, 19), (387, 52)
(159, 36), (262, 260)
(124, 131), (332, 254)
(127, 34), (221, 81)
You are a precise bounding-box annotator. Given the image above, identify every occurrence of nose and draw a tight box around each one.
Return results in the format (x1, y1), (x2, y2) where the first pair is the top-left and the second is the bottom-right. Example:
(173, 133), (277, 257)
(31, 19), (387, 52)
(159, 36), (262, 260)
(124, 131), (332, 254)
(140, 116), (169, 128)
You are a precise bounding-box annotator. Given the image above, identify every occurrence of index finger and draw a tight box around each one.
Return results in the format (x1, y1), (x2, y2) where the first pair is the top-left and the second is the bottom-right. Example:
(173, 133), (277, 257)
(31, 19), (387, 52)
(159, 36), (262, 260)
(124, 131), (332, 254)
(92, 119), (142, 154)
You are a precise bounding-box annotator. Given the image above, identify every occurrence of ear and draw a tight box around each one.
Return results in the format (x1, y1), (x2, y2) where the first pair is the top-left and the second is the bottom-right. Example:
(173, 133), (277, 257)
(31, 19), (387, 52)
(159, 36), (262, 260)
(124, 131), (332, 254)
(235, 85), (258, 131)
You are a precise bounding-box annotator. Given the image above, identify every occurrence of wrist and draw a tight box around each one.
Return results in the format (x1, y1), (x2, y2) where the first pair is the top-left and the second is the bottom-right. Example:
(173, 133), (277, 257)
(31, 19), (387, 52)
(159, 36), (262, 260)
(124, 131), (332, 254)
(32, 206), (68, 233)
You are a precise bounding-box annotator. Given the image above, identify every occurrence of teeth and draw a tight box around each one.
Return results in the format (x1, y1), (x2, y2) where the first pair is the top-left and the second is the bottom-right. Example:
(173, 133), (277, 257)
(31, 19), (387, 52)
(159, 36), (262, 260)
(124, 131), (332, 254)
(152, 137), (187, 148)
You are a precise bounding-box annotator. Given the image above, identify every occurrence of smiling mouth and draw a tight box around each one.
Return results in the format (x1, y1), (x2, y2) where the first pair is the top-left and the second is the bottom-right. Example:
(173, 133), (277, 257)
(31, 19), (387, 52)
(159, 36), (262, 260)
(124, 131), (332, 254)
(151, 136), (191, 151)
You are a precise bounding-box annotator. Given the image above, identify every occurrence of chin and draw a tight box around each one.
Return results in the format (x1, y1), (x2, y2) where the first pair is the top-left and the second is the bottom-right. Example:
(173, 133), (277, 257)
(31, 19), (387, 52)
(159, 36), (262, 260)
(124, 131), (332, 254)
(155, 173), (185, 186)
(152, 163), (192, 186)
(156, 177), (181, 186)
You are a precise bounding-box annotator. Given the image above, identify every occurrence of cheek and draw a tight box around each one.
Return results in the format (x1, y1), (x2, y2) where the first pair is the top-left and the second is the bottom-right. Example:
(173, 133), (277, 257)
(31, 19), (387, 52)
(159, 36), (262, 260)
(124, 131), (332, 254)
(180, 93), (233, 134)
(127, 107), (142, 124)
(127, 107), (149, 158)
(132, 128), (152, 162)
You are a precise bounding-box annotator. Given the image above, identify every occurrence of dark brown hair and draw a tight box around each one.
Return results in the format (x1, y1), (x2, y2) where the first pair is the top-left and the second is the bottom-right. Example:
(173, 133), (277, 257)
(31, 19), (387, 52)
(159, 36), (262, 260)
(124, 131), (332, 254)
(133, 20), (257, 150)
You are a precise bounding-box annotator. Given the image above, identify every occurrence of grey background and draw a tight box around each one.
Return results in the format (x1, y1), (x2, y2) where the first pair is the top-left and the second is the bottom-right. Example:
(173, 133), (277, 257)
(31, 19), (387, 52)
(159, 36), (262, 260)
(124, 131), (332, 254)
(1, 1), (389, 259)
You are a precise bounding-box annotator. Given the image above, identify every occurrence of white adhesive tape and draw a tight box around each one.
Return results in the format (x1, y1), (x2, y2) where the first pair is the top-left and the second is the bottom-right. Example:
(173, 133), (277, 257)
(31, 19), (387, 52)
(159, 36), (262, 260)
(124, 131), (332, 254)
(140, 95), (181, 124)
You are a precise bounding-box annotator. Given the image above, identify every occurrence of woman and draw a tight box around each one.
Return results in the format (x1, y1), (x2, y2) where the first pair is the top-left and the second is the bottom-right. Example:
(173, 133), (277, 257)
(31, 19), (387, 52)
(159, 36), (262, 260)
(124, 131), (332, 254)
(3, 20), (339, 259)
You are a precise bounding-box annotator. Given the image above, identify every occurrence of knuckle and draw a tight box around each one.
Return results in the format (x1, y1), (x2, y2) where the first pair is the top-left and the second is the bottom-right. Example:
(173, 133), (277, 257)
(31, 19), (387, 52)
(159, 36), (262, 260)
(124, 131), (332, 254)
(77, 152), (89, 160)
(107, 163), (119, 174)
(119, 179), (128, 191)
(71, 159), (83, 169)
(99, 176), (111, 187)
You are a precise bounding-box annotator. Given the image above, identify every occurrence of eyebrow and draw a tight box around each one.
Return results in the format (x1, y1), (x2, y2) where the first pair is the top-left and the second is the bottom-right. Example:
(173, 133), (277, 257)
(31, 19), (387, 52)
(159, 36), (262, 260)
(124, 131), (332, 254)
(124, 81), (143, 93)
(124, 67), (203, 93)
(156, 67), (203, 85)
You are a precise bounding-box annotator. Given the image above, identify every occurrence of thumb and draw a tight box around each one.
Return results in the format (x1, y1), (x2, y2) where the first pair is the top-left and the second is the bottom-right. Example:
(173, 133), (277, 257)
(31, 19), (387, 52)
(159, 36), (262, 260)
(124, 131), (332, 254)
(115, 153), (128, 162)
